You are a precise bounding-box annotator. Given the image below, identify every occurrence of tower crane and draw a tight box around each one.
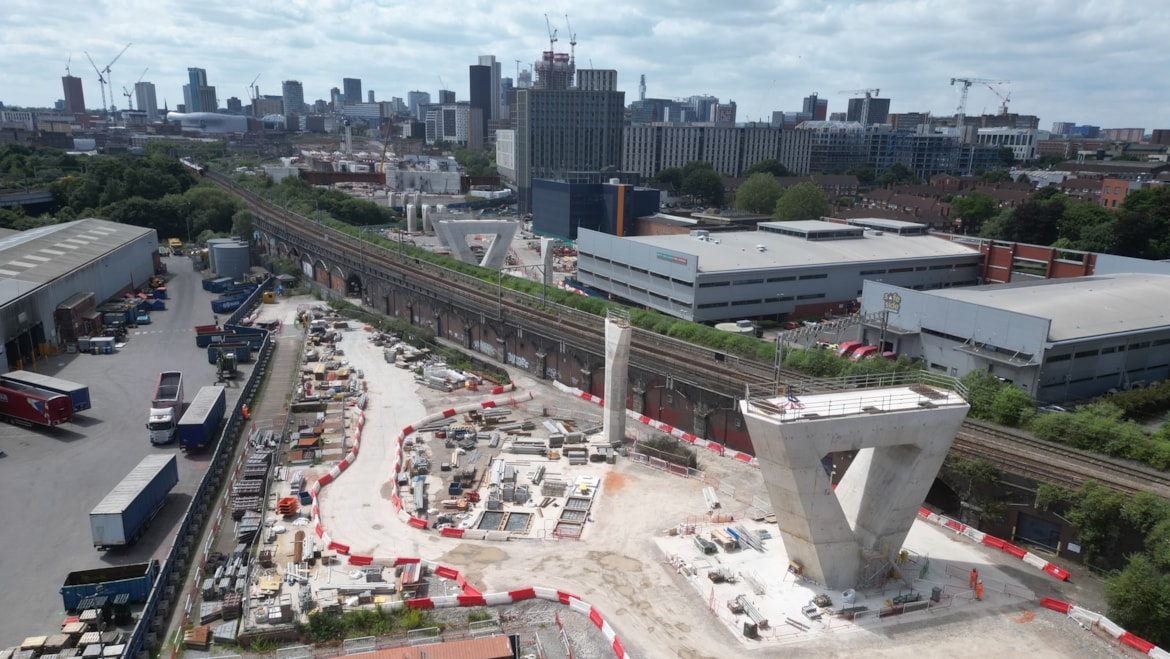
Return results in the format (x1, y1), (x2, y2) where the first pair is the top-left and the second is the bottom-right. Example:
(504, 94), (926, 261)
(122, 86), (134, 111)
(544, 13), (558, 53)
(565, 14), (577, 66)
(247, 74), (261, 115)
(65, 53), (72, 76)
(84, 52), (108, 116)
(987, 84), (1012, 116)
(950, 77), (1009, 132)
(837, 88), (880, 126)
(102, 43), (132, 113)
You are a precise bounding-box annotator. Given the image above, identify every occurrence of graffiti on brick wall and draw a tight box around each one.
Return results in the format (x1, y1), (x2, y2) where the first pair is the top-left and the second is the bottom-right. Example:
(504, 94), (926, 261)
(545, 367), (560, 380)
(506, 353), (530, 370)
(474, 340), (497, 357)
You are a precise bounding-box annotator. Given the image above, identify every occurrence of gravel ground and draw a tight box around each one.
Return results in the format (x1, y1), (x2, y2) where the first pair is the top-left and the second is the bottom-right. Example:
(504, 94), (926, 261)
(235, 297), (1135, 659)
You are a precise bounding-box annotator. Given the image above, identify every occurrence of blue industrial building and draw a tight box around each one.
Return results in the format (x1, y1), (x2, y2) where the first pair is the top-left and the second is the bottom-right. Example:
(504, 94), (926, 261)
(530, 179), (660, 240)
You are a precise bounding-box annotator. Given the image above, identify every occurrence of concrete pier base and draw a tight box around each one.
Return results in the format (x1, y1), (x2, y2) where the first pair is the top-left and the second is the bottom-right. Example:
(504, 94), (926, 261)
(740, 383), (969, 589)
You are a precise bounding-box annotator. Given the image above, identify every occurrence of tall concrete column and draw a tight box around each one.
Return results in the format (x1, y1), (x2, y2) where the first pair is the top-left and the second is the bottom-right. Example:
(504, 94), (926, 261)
(603, 309), (632, 446)
(579, 368), (592, 393)
(535, 350), (548, 380)
(740, 383), (969, 589)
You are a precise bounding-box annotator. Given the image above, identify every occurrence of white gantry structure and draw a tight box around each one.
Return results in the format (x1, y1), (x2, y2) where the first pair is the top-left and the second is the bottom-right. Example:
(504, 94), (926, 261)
(603, 309), (632, 446)
(740, 381), (969, 589)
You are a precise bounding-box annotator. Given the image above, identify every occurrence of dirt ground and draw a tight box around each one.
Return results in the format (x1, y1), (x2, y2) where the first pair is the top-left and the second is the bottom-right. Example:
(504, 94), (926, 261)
(259, 296), (1128, 659)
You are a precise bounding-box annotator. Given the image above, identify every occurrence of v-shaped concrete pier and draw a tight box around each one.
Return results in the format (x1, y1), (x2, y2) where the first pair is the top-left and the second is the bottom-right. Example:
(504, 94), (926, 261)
(740, 384), (969, 589)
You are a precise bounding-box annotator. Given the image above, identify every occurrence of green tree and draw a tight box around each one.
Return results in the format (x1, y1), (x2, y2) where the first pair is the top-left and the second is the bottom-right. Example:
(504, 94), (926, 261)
(1056, 201), (1116, 252)
(950, 190), (997, 234)
(1122, 491), (1170, 536)
(1104, 554), (1170, 647)
(682, 168), (724, 207)
(734, 173), (782, 214)
(653, 167), (684, 194)
(743, 159), (790, 177)
(989, 385), (1035, 426)
(876, 162), (917, 187)
(845, 167), (875, 186)
(980, 169), (1013, 184)
(1034, 483), (1068, 511)
(773, 182), (830, 221)
(958, 371), (1004, 420)
(231, 209), (254, 238)
(1066, 480), (1126, 562)
(948, 457), (999, 503)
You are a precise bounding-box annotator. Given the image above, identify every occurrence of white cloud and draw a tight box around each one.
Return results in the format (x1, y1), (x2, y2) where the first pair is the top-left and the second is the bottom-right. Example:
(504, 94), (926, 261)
(1, 0), (1166, 130)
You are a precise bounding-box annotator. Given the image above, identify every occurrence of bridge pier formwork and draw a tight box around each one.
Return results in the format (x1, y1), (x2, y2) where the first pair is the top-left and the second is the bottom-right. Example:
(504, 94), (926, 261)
(740, 385), (969, 590)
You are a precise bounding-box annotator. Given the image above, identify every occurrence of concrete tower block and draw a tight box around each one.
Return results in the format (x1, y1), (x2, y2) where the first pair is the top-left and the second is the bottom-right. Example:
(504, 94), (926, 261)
(603, 309), (632, 446)
(406, 204), (416, 233)
(740, 384), (969, 589)
(541, 240), (554, 287)
(422, 205), (431, 232)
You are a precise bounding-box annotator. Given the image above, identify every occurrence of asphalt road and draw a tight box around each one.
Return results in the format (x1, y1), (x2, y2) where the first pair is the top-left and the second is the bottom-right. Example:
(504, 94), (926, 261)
(0, 255), (253, 648)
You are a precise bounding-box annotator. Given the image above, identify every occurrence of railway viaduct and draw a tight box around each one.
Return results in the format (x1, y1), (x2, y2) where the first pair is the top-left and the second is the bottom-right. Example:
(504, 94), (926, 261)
(211, 173), (1170, 535)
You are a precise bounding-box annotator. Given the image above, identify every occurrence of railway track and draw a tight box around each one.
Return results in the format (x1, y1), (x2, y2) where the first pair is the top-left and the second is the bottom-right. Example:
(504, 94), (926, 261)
(211, 172), (1170, 498)
(955, 420), (1170, 498)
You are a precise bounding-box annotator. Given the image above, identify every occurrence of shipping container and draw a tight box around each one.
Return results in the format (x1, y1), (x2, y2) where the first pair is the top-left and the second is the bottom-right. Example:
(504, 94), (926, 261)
(202, 277), (233, 294)
(90, 455), (179, 549)
(60, 561), (160, 611)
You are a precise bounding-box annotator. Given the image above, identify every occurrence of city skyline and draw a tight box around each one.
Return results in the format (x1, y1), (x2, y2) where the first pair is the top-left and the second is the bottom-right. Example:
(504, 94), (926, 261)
(2, 0), (1167, 130)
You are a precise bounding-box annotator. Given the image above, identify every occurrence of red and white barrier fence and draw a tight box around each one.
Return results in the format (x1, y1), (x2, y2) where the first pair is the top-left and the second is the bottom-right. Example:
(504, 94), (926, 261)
(917, 507), (1071, 581)
(1040, 597), (1166, 657)
(551, 382), (758, 466)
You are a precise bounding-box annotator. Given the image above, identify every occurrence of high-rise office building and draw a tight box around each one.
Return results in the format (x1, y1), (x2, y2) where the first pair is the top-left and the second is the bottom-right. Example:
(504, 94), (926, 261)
(282, 80), (305, 121)
(187, 68), (209, 112)
(846, 96), (891, 126)
(367, 90), (375, 104)
(330, 88), (342, 110)
(408, 91), (431, 120)
(62, 75), (86, 114)
(196, 87), (218, 113)
(343, 78), (362, 106)
(576, 69), (617, 91)
(469, 64), (493, 136)
(507, 69), (626, 213)
(478, 55), (502, 121)
(438, 89), (456, 104)
(134, 81), (159, 120)
(802, 94), (828, 121)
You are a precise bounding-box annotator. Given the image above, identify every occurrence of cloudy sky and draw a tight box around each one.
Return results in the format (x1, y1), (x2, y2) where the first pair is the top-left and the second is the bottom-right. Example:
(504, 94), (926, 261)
(3, 0), (1166, 130)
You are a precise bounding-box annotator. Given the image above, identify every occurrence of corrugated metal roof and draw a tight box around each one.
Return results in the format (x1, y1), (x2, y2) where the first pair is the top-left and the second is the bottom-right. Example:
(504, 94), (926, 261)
(925, 273), (1170, 342)
(625, 226), (978, 273)
(91, 454), (176, 515)
(0, 218), (155, 306)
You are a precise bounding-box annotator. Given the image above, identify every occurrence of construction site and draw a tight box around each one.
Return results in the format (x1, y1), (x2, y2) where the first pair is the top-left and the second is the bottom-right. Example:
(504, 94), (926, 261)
(169, 294), (1120, 659)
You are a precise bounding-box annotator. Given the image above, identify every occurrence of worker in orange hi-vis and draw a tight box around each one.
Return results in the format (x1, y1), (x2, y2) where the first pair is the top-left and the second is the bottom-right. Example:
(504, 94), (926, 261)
(969, 568), (978, 588)
(976, 580), (984, 601)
